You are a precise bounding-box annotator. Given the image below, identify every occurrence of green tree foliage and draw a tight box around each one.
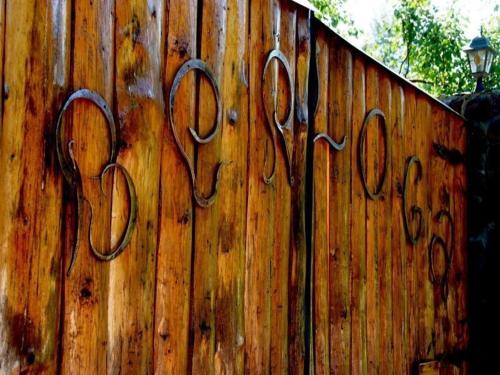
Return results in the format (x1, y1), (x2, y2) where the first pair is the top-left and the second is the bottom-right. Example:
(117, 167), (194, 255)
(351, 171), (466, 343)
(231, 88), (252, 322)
(311, 0), (359, 37)
(367, 0), (499, 95)
(312, 0), (500, 96)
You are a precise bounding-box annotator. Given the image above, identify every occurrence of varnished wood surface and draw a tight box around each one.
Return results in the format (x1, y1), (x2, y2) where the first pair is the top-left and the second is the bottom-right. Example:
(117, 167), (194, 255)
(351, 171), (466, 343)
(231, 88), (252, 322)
(0, 1), (467, 374)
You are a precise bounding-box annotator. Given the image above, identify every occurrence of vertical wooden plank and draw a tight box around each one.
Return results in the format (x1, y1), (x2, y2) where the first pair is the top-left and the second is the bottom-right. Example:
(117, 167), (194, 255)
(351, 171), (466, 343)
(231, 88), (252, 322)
(328, 39), (352, 375)
(349, 55), (367, 375)
(312, 28), (330, 374)
(154, 0), (197, 373)
(404, 87), (418, 371)
(415, 95), (434, 362)
(365, 63), (380, 375)
(109, 1), (165, 373)
(449, 114), (468, 355)
(270, 1), (294, 373)
(0, 0), (4, 127)
(190, 0), (227, 373)
(442, 110), (456, 357)
(245, 0), (275, 371)
(285, 4), (306, 374)
(390, 81), (407, 374)
(378, 70), (393, 375)
(0, 0), (70, 372)
(213, 0), (249, 372)
(451, 115), (468, 355)
(430, 104), (446, 359)
(60, 0), (115, 373)
(415, 94), (425, 362)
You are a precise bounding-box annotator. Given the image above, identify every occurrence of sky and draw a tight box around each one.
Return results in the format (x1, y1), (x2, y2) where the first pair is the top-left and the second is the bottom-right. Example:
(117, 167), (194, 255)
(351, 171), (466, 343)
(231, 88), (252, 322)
(342, 0), (499, 48)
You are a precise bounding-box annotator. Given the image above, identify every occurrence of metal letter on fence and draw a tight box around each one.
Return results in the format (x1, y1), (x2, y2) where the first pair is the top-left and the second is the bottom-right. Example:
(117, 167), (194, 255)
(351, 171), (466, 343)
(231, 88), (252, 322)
(169, 58), (225, 208)
(262, 48), (295, 185)
(403, 155), (424, 245)
(429, 209), (454, 302)
(358, 108), (388, 200)
(55, 89), (138, 276)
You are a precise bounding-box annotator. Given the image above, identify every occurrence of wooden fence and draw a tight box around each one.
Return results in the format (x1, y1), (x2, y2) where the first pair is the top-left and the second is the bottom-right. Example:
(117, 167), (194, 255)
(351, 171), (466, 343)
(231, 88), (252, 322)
(312, 26), (468, 374)
(0, 0), (467, 374)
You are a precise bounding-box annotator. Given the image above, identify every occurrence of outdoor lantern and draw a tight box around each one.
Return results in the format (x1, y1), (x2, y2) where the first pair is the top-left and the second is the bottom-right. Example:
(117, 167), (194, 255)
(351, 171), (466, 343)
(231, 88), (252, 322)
(463, 31), (497, 92)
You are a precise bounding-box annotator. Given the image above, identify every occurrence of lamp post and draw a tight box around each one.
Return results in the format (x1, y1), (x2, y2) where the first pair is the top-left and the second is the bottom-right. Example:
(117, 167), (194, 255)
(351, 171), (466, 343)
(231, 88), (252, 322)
(463, 31), (497, 92)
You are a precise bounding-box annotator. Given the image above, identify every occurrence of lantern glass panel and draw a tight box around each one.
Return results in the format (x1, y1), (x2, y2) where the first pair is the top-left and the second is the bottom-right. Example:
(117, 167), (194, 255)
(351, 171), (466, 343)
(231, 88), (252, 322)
(468, 48), (487, 77)
(485, 50), (495, 74)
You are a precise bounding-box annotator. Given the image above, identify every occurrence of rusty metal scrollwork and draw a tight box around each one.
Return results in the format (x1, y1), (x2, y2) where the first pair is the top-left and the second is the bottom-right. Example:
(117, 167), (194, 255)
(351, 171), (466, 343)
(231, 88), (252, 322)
(262, 48), (295, 185)
(403, 156), (424, 245)
(55, 89), (138, 276)
(429, 209), (454, 303)
(169, 58), (224, 207)
(358, 108), (388, 200)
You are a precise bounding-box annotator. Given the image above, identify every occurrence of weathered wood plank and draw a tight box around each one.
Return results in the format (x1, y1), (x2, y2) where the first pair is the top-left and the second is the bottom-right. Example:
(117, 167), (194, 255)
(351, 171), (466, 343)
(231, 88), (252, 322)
(451, 114), (468, 354)
(328, 38), (353, 375)
(442, 110), (456, 356)
(365, 62), (380, 375)
(0, 0), (70, 372)
(109, 1), (165, 373)
(153, 0), (197, 373)
(244, 0), (276, 371)
(312, 28), (330, 374)
(60, 0), (115, 373)
(404, 87), (418, 370)
(190, 0), (228, 373)
(378, 70), (393, 375)
(270, 1), (294, 373)
(430, 104), (447, 359)
(349, 55), (368, 375)
(415, 94), (434, 362)
(286, 4), (307, 373)
(213, 0), (249, 372)
(0, 0), (5, 129)
(390, 81), (407, 374)
(449, 113), (468, 355)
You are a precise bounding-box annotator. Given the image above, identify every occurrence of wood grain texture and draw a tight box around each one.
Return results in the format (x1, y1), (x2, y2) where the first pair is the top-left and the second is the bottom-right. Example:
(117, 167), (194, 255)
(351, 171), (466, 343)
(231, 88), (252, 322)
(312, 28), (330, 374)
(109, 1), (165, 373)
(213, 0), (248, 373)
(0, 3), (468, 374)
(244, 0), (275, 372)
(154, 0), (197, 373)
(270, 1), (295, 373)
(378, 70), (393, 375)
(59, 1), (115, 373)
(430, 103), (447, 360)
(0, 0), (70, 372)
(451, 114), (468, 355)
(287, 4), (306, 374)
(365, 62), (380, 375)
(391, 81), (407, 374)
(328, 39), (352, 375)
(404, 87), (418, 371)
(190, 0), (228, 373)
(350, 55), (368, 375)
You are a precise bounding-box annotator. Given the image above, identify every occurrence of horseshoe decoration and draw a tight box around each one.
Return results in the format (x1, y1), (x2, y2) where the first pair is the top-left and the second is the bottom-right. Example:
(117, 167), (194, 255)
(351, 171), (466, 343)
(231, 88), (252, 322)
(262, 48), (295, 185)
(55, 89), (138, 276)
(403, 156), (424, 245)
(428, 209), (454, 302)
(169, 58), (224, 207)
(358, 108), (388, 200)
